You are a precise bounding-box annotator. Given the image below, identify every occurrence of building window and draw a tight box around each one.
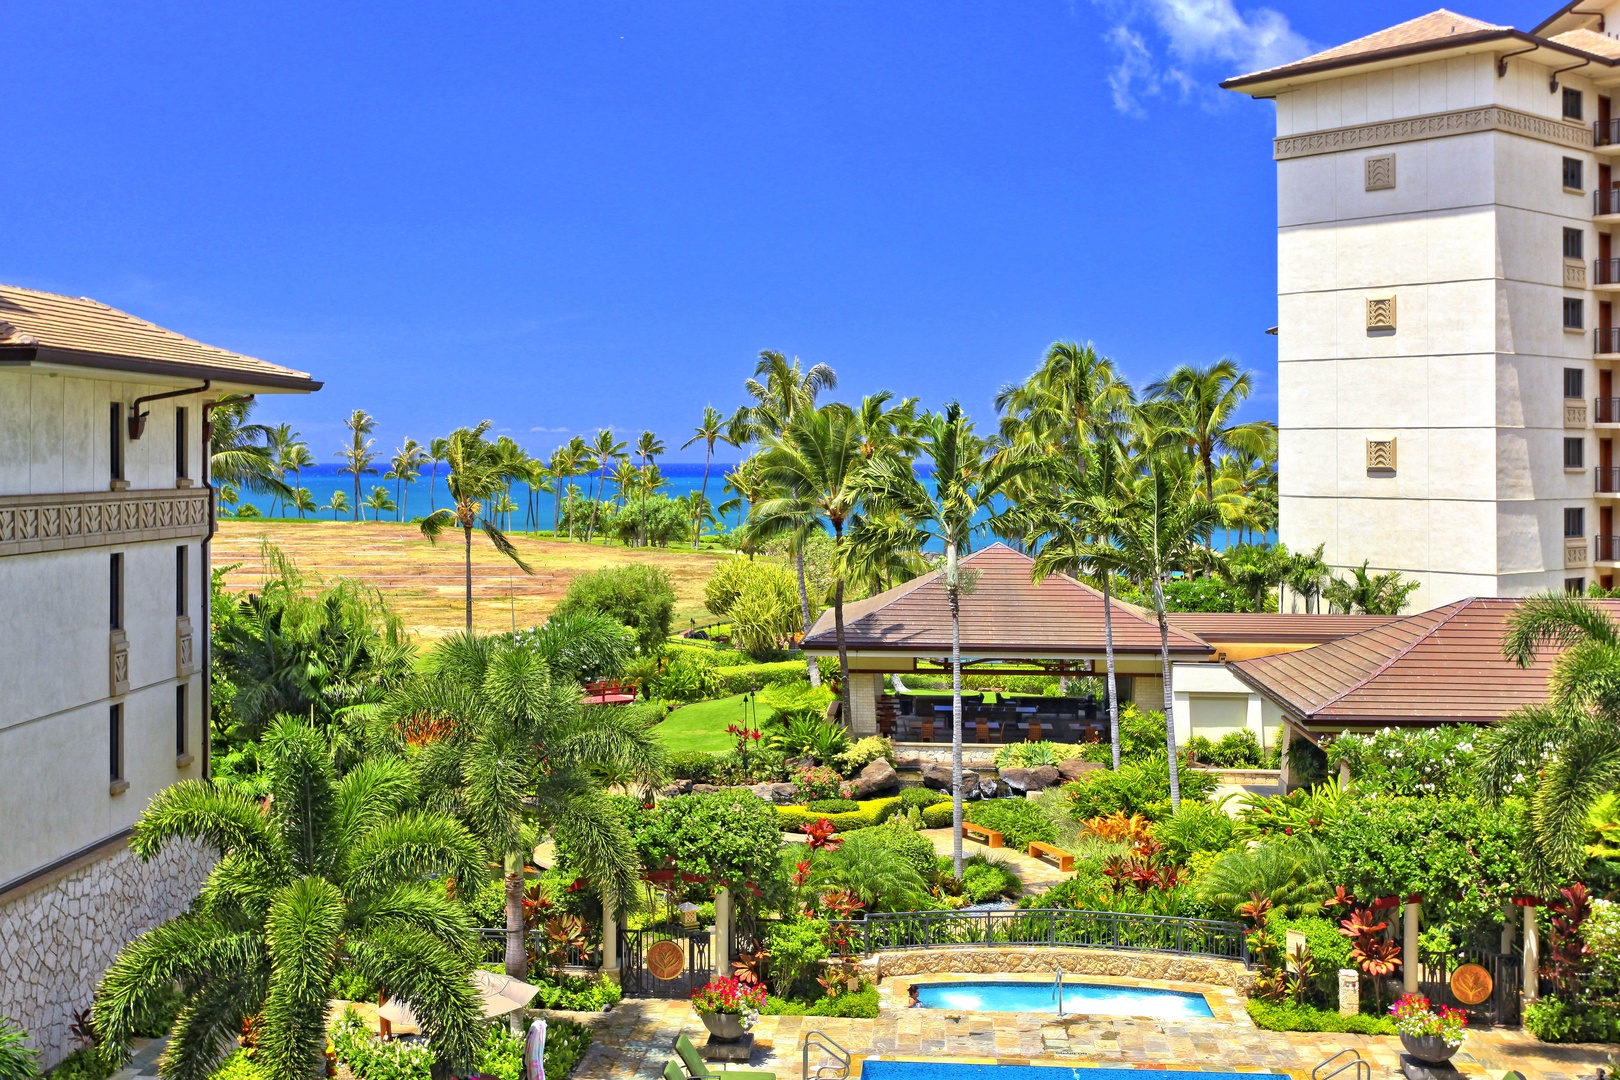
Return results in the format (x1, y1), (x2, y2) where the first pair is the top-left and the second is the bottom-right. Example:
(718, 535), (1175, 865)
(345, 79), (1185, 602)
(176, 546), (188, 617)
(1567, 227), (1586, 259)
(1567, 437), (1587, 469)
(1567, 297), (1587, 329)
(1567, 577), (1588, 595)
(1566, 157), (1585, 190)
(110, 552), (124, 631)
(1566, 368), (1586, 398)
(1567, 507), (1587, 537)
(110, 703), (124, 783)
(1565, 87), (1585, 121)
(176, 683), (188, 757)
(175, 404), (189, 476)
(109, 402), (124, 482)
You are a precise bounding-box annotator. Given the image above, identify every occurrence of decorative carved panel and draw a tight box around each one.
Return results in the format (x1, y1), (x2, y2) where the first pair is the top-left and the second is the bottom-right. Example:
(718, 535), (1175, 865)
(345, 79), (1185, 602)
(1366, 439), (1397, 473)
(0, 489), (208, 558)
(1366, 296), (1397, 332)
(1567, 538), (1590, 569)
(1365, 154), (1396, 191)
(176, 616), (196, 678)
(1567, 262), (1588, 288)
(1275, 105), (1591, 160)
(1567, 399), (1589, 427)
(110, 630), (130, 697)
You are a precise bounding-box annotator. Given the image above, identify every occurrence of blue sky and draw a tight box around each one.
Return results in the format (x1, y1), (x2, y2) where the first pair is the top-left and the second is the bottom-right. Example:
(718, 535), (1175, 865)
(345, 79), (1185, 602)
(1, 1), (1542, 461)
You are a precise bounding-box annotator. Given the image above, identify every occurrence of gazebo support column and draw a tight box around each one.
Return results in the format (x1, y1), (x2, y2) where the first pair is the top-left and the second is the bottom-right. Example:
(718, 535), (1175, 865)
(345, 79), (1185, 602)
(1403, 897), (1421, 994)
(601, 895), (619, 983)
(1524, 904), (1540, 1002)
(846, 673), (880, 736)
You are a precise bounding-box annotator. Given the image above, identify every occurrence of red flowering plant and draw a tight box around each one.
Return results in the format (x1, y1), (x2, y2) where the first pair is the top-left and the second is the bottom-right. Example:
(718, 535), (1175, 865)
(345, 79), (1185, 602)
(725, 723), (763, 774)
(1390, 993), (1468, 1048)
(691, 976), (766, 1029)
(799, 818), (843, 852)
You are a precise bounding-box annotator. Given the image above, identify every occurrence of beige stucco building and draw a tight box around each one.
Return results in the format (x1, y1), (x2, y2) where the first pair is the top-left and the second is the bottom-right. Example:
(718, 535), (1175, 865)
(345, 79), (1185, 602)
(1225, 5), (1620, 608)
(0, 286), (318, 1065)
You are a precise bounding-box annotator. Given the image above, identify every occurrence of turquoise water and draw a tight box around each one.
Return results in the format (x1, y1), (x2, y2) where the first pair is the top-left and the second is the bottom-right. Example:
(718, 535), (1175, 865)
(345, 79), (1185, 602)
(861, 1065), (1284, 1080)
(914, 980), (1213, 1019)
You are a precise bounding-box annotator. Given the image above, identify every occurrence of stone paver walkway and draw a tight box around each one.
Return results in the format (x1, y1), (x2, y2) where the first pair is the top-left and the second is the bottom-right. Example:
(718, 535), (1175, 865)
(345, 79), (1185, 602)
(918, 828), (1072, 893)
(566, 997), (1616, 1080)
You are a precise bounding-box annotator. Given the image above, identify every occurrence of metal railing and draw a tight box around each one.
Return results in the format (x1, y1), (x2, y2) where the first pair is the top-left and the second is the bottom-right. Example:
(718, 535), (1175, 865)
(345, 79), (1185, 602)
(1598, 535), (1620, 562)
(1598, 187), (1620, 216)
(1598, 468), (1620, 494)
(1596, 118), (1620, 148)
(802, 1030), (850, 1080)
(475, 927), (598, 969)
(1598, 259), (1620, 286)
(828, 907), (1249, 963)
(1599, 327), (1620, 354)
(1597, 397), (1620, 423)
(1313, 1049), (1369, 1080)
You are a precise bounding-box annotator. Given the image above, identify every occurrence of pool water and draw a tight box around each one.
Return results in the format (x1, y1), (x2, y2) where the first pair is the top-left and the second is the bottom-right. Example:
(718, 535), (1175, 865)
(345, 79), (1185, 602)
(913, 979), (1214, 1019)
(861, 1064), (1286, 1080)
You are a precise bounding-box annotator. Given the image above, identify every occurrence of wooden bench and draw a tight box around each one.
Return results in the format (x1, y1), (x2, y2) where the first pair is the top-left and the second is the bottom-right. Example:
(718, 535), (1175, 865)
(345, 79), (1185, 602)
(1027, 841), (1074, 871)
(961, 822), (1003, 849)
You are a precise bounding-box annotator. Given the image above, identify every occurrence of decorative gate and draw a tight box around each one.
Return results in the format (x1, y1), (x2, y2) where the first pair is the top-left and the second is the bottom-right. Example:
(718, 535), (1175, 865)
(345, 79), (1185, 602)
(621, 919), (712, 999)
(1418, 948), (1522, 1027)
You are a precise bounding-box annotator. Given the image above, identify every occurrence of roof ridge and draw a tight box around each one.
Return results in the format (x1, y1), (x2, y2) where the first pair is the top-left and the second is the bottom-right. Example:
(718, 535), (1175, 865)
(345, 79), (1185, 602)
(1299, 598), (1475, 711)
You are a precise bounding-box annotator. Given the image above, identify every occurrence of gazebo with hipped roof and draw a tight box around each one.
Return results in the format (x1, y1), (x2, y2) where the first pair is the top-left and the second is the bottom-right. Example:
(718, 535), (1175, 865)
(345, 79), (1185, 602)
(800, 543), (1214, 744)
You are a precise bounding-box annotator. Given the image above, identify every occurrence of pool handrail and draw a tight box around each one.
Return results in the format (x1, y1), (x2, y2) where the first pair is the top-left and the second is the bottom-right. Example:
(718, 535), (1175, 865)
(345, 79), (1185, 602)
(802, 1029), (849, 1080)
(1312, 1049), (1369, 1080)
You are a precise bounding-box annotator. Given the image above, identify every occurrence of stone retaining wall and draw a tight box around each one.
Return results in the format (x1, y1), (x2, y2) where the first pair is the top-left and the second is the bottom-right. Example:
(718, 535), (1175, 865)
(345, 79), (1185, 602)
(865, 946), (1256, 992)
(0, 837), (214, 1068)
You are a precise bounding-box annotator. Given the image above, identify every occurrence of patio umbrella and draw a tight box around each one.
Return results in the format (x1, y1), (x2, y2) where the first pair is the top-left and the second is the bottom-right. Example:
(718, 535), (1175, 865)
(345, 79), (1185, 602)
(376, 970), (540, 1027)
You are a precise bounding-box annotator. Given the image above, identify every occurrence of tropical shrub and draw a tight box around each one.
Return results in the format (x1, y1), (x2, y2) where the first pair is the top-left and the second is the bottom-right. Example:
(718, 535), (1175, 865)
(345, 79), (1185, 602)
(667, 750), (723, 783)
(332, 1007), (432, 1080)
(765, 915), (831, 998)
(1198, 838), (1329, 919)
(1064, 754), (1217, 822)
(794, 766), (844, 802)
(530, 973), (622, 1012)
(705, 560), (801, 655)
(851, 819), (939, 885)
(762, 985), (879, 1018)
(921, 801), (956, 829)
(509, 611), (635, 686)
(1151, 799), (1237, 864)
(899, 787), (946, 810)
(994, 742), (1082, 769)
(809, 840), (930, 912)
(759, 681), (836, 724)
(553, 564), (676, 654)
(1245, 999), (1395, 1035)
(776, 798), (900, 834)
(773, 718), (850, 766)
(45, 1049), (112, 1080)
(713, 660), (812, 694)
(1159, 575), (1257, 613)
(1184, 730), (1265, 768)
(1075, 704), (1177, 765)
(1524, 996), (1620, 1043)
(1321, 725), (1478, 798)
(805, 799), (861, 814)
(835, 737), (894, 776)
(207, 1051), (266, 1080)
(652, 650), (720, 702)
(959, 854), (1023, 903)
(1275, 915), (1353, 1004)
(963, 800), (1058, 851)
(632, 791), (783, 895)
(1235, 780), (1351, 841)
(0, 1018), (37, 1080)
(960, 674), (1062, 694)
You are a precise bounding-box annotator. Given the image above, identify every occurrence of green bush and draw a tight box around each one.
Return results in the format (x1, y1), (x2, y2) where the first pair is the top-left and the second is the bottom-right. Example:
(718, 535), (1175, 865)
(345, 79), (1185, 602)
(46, 1049), (113, 1080)
(836, 736), (894, 776)
(0, 1017), (38, 1080)
(538, 1016), (594, 1078)
(963, 799), (1059, 851)
(653, 650), (720, 702)
(665, 641), (757, 667)
(1275, 915), (1352, 1005)
(331, 1007), (432, 1080)
(510, 610), (636, 685)
(994, 742), (1082, 769)
(921, 801), (956, 829)
(776, 798), (900, 834)
(1063, 754), (1217, 822)
(805, 798), (861, 814)
(130, 983), (184, 1038)
(960, 853), (1023, 902)
(899, 787), (946, 810)
(1245, 999), (1395, 1035)
(632, 791), (784, 898)
(704, 559), (801, 655)
(762, 985), (879, 1018)
(1184, 730), (1265, 769)
(849, 819), (939, 885)
(1321, 725), (1479, 798)
(530, 973), (621, 1012)
(553, 564), (677, 654)
(715, 661), (811, 694)
(667, 750), (722, 782)
(1524, 997), (1620, 1042)
(765, 915), (831, 998)
(1151, 800), (1238, 864)
(207, 1051), (265, 1080)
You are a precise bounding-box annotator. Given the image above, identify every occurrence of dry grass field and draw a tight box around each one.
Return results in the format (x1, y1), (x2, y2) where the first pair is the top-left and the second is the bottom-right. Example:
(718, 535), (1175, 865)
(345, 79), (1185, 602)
(213, 520), (731, 641)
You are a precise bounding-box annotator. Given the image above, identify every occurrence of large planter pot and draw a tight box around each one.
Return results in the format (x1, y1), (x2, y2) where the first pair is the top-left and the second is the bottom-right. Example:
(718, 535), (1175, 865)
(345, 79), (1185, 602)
(1400, 1034), (1459, 1064)
(699, 1011), (746, 1041)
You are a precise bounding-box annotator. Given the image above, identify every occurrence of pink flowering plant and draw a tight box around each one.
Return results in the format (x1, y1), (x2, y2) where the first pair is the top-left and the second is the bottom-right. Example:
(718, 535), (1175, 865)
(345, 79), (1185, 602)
(1389, 993), (1468, 1048)
(794, 765), (843, 802)
(691, 976), (766, 1029)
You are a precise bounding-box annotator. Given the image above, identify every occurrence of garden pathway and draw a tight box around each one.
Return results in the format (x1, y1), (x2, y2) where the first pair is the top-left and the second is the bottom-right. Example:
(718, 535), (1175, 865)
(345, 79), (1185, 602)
(917, 828), (1072, 893)
(564, 997), (1613, 1080)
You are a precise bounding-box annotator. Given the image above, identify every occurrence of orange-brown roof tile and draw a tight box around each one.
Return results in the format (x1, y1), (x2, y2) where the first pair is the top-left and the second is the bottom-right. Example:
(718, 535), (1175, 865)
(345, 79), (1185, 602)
(803, 543), (1212, 658)
(1224, 10), (1519, 89)
(1167, 611), (1400, 645)
(0, 284), (318, 391)
(1550, 27), (1620, 60)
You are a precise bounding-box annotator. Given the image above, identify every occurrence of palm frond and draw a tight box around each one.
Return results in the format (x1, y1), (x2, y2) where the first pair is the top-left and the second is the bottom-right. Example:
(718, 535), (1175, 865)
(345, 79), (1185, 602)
(257, 877), (344, 1080)
(342, 812), (485, 899)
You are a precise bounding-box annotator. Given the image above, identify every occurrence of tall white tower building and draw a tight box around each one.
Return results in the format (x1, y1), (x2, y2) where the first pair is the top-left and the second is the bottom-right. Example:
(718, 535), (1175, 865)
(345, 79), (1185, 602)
(1225, 5), (1620, 608)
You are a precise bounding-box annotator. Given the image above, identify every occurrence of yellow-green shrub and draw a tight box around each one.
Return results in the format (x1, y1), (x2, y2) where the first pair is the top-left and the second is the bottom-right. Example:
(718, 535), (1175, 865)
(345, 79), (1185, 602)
(776, 797), (900, 834)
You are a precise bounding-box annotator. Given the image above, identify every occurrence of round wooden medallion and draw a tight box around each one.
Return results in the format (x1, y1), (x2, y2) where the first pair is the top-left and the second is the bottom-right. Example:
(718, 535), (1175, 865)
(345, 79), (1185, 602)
(1450, 962), (1493, 1006)
(646, 939), (686, 981)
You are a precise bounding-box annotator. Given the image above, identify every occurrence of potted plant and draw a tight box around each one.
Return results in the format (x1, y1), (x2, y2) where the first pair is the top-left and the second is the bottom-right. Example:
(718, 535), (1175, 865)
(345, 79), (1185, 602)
(690, 976), (765, 1042)
(1390, 993), (1468, 1063)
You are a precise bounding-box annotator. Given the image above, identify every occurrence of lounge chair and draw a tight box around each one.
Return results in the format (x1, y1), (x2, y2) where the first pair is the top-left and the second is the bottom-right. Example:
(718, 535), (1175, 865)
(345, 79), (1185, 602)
(673, 1032), (777, 1079)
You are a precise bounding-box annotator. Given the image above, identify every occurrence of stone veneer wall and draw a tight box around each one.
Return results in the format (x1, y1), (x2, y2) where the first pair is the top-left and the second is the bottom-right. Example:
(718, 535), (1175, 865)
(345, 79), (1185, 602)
(0, 837), (214, 1068)
(866, 947), (1256, 993)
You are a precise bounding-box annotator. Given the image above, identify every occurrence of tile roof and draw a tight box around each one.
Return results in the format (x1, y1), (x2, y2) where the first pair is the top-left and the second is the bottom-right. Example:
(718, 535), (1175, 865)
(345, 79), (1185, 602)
(1166, 612), (1400, 645)
(1549, 27), (1620, 60)
(0, 284), (319, 391)
(802, 543), (1212, 658)
(1228, 597), (1620, 727)
(1224, 10), (1517, 89)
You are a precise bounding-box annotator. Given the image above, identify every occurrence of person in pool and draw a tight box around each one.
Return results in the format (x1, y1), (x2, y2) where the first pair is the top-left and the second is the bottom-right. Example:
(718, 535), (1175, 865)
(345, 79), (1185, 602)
(906, 984), (920, 1008)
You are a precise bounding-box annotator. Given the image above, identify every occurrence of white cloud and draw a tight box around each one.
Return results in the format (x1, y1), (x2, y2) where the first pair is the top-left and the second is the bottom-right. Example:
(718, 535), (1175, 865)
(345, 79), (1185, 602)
(1093, 0), (1315, 115)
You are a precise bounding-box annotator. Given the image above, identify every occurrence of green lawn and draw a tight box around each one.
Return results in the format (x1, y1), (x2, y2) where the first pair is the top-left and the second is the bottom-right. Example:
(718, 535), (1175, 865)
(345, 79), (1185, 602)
(655, 694), (777, 754)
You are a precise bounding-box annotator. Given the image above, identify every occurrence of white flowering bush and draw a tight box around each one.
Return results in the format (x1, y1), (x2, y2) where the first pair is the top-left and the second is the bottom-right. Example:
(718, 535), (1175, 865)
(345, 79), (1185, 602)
(1322, 725), (1479, 797)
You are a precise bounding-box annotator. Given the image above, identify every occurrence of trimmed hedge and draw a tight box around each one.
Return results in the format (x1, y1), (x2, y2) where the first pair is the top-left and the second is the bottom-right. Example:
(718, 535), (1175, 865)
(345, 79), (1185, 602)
(762, 985), (879, 1018)
(921, 801), (956, 829)
(715, 660), (810, 694)
(1245, 999), (1396, 1035)
(776, 797), (900, 834)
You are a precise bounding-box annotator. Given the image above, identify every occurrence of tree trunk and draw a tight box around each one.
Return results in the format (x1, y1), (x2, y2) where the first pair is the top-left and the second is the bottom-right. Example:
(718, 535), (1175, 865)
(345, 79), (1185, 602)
(430, 463), (438, 512)
(585, 467), (600, 543)
(1152, 577), (1181, 810)
(948, 540), (964, 880)
(833, 574), (851, 724)
(797, 542), (821, 686)
(504, 851), (528, 980)
(354, 470), (362, 522)
(463, 525), (474, 633)
(1102, 571), (1121, 771)
(695, 445), (712, 549)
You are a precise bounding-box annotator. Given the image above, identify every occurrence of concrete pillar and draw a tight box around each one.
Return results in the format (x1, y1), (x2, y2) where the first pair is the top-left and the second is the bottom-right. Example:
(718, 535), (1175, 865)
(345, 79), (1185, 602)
(1501, 900), (1517, 954)
(1524, 905), (1540, 1002)
(1403, 899), (1421, 993)
(600, 895), (619, 980)
(712, 886), (733, 976)
(847, 673), (879, 737)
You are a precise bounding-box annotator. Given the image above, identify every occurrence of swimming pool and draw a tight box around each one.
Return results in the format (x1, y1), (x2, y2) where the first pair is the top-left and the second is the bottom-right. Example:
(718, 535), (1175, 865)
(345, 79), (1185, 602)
(861, 1064), (1286, 1080)
(912, 979), (1214, 1019)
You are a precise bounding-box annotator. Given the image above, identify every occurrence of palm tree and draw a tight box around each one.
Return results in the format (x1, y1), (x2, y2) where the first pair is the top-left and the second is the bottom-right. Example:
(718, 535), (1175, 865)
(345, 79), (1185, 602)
(420, 422), (534, 631)
(994, 341), (1133, 458)
(564, 437), (591, 539)
(365, 485), (397, 521)
(1482, 594), (1620, 889)
(266, 424), (297, 517)
(855, 403), (1033, 878)
(1110, 455), (1222, 810)
(1323, 561), (1420, 615)
(209, 397), (292, 505)
(377, 633), (665, 979)
(337, 409), (379, 522)
(92, 717), (485, 1080)
(388, 439), (429, 522)
(852, 391), (921, 461)
(428, 437), (450, 513)
(1283, 543), (1330, 613)
(1143, 359), (1271, 544)
(682, 407), (737, 548)
(633, 430), (666, 547)
(290, 487), (317, 518)
(282, 442), (315, 519)
(323, 490), (350, 520)
(585, 430), (627, 543)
